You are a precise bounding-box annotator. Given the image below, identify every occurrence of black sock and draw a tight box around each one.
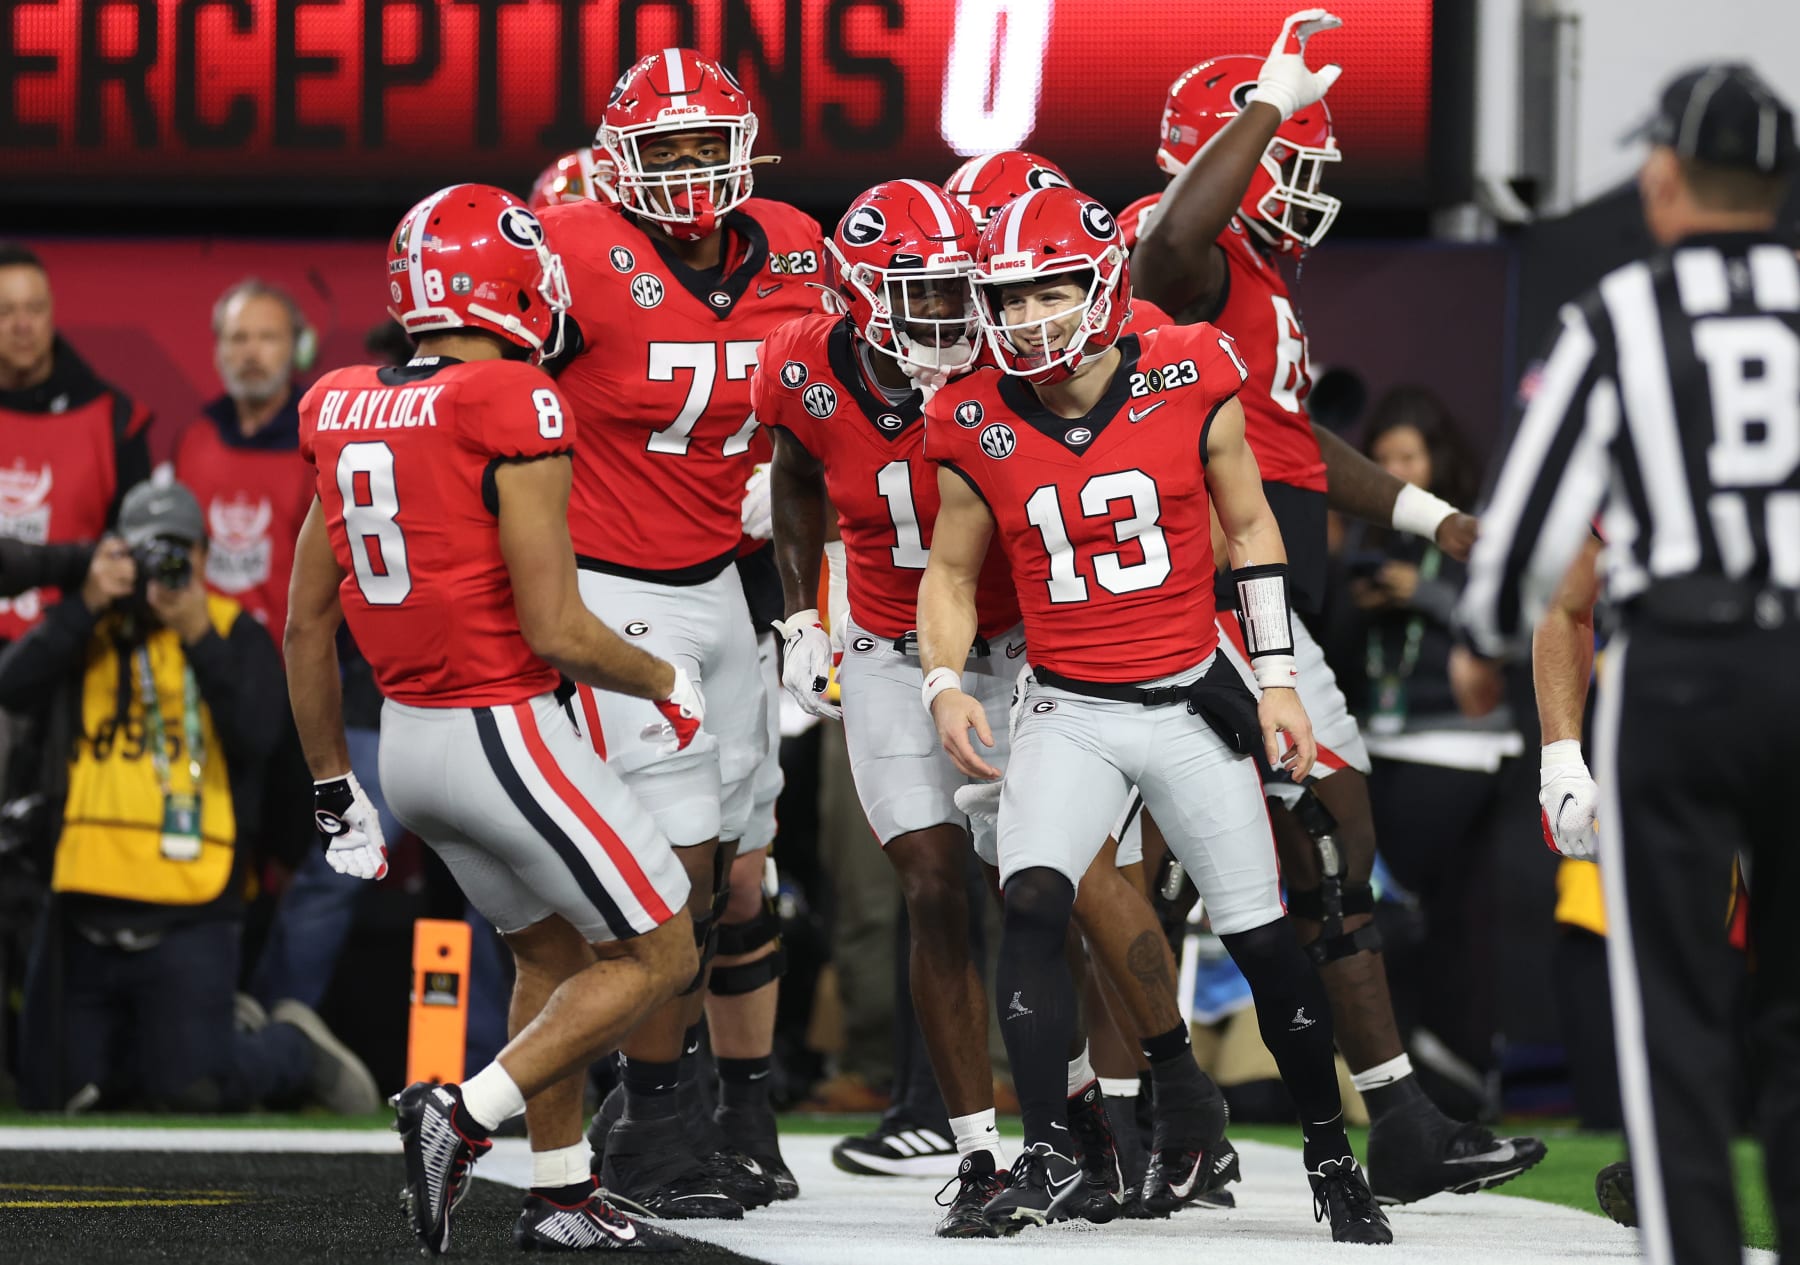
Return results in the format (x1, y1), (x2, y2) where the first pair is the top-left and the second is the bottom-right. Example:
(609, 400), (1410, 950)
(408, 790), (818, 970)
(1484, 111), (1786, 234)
(1361, 1071), (1430, 1122)
(1221, 920), (1346, 1150)
(717, 1055), (771, 1113)
(994, 867), (1078, 1151)
(1139, 1023), (1226, 1145)
(532, 1176), (597, 1204)
(621, 1056), (679, 1122)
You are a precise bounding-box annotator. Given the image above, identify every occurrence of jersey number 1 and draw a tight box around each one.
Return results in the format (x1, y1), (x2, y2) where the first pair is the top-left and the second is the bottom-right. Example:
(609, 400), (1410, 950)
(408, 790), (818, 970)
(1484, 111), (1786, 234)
(337, 442), (412, 605)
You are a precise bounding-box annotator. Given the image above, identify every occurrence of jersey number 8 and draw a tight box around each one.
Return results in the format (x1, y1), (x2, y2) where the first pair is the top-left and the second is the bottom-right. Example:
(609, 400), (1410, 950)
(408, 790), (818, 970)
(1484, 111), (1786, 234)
(337, 442), (412, 605)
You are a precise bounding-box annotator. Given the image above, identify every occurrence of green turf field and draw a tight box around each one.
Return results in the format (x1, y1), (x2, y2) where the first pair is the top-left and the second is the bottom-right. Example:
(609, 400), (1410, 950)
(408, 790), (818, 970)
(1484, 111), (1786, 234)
(0, 1109), (1774, 1249)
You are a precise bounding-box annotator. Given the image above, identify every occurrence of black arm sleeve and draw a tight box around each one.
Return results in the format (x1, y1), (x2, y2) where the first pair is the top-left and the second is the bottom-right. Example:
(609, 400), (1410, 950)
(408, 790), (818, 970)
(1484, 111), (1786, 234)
(185, 612), (286, 774)
(0, 597), (101, 712)
(0, 540), (95, 599)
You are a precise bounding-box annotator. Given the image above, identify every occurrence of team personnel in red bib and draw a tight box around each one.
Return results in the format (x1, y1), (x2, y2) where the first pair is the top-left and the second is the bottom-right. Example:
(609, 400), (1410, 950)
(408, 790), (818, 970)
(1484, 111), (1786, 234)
(538, 47), (821, 1214)
(919, 184), (1388, 1242)
(286, 184), (702, 1255)
(1127, 8), (1545, 1202)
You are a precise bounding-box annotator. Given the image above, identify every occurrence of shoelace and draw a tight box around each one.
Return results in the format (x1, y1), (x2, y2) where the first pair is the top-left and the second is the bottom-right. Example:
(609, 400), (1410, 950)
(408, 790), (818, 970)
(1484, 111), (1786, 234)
(935, 1162), (1007, 1208)
(1069, 1100), (1120, 1183)
(1311, 1162), (1379, 1225)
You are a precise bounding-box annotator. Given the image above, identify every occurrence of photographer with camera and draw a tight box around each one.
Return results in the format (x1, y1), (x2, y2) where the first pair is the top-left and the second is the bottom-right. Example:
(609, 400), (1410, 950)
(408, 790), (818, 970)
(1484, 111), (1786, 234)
(0, 479), (376, 1113)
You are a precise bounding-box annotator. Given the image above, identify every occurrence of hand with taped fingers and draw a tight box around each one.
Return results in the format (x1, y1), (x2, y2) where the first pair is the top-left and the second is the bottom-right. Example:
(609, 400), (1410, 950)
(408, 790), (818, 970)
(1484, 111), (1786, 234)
(931, 687), (1002, 780)
(1248, 8), (1344, 122)
(1259, 686), (1316, 782)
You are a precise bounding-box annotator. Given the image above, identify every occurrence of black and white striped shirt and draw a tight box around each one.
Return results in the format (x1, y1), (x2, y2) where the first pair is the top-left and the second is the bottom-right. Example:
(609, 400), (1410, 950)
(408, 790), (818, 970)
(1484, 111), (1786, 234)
(1460, 231), (1800, 654)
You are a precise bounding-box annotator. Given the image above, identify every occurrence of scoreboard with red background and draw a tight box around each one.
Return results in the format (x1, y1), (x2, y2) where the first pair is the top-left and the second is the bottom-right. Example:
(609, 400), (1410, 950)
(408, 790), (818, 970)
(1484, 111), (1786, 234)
(1, 0), (1469, 210)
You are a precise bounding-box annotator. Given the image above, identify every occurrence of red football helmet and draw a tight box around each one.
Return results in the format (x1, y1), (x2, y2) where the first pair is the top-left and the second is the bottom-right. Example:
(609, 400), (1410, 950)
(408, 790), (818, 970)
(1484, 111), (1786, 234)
(527, 147), (619, 210)
(596, 48), (758, 241)
(942, 150), (1073, 232)
(828, 180), (981, 386)
(1158, 55), (1341, 250)
(386, 184), (570, 361)
(973, 186), (1131, 385)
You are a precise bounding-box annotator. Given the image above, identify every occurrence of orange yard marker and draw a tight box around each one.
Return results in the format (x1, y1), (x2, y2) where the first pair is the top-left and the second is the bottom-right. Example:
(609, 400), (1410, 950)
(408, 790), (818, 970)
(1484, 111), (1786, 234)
(407, 919), (471, 1086)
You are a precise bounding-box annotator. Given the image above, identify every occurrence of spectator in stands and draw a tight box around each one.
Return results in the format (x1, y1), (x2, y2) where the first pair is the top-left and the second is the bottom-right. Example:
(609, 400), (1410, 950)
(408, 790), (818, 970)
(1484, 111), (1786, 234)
(0, 480), (376, 1113)
(0, 243), (152, 644)
(1322, 386), (1522, 1119)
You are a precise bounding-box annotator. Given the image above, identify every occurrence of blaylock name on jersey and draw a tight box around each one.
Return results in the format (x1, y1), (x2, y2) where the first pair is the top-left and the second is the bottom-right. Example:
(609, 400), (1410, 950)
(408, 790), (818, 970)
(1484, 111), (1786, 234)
(314, 385), (445, 431)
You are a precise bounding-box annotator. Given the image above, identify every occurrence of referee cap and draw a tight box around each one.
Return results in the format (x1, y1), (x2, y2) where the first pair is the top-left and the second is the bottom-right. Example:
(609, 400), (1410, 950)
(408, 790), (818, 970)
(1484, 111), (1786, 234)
(1626, 63), (1797, 175)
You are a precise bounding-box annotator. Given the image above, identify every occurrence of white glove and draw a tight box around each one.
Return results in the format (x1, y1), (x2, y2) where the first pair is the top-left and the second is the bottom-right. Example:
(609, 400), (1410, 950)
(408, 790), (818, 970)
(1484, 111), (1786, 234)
(313, 772), (389, 880)
(823, 541), (849, 653)
(1247, 9), (1344, 121)
(772, 608), (841, 719)
(1539, 739), (1599, 860)
(741, 463), (773, 540)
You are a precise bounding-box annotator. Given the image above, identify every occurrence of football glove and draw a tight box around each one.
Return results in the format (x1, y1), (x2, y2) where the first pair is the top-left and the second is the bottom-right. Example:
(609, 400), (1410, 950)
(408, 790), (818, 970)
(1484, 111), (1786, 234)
(1247, 8), (1344, 122)
(1539, 739), (1599, 860)
(650, 666), (706, 754)
(741, 463), (773, 541)
(772, 609), (841, 719)
(314, 772), (389, 880)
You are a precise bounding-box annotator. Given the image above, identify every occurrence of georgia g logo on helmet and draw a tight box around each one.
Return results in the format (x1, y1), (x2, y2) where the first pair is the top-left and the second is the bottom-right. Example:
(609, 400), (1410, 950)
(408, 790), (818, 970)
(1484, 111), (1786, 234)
(1027, 166), (1069, 191)
(842, 205), (887, 247)
(1079, 202), (1117, 241)
(497, 206), (546, 249)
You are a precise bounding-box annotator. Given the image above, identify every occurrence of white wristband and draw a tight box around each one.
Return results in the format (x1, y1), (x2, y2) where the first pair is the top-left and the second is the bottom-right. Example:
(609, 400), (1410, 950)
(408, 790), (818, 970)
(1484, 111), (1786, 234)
(1392, 482), (1458, 541)
(1245, 84), (1299, 122)
(921, 666), (961, 715)
(1253, 655), (1298, 689)
(1541, 738), (1586, 769)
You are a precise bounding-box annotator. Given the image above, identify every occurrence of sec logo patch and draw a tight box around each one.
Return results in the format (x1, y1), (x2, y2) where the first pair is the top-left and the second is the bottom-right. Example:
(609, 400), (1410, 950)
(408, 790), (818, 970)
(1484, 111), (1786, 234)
(630, 274), (664, 308)
(979, 422), (1016, 459)
(803, 383), (839, 418)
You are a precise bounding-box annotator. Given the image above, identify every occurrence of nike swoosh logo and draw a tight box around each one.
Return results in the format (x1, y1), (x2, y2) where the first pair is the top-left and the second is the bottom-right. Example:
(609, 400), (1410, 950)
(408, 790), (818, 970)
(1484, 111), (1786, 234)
(757, 283), (781, 298)
(1445, 1140), (1519, 1165)
(1558, 794), (1576, 820)
(1167, 1154), (1206, 1199)
(741, 1158), (765, 1176)
(1046, 1168), (1081, 1196)
(1006, 642), (1025, 658)
(1128, 401), (1165, 423)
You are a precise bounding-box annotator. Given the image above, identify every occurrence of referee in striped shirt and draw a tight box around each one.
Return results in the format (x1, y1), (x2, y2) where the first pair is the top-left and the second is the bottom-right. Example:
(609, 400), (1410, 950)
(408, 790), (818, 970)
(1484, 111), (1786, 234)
(1460, 63), (1797, 1265)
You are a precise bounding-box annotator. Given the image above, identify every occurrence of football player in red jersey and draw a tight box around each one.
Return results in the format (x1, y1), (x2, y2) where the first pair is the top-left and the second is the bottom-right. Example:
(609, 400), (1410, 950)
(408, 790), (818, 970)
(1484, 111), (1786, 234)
(285, 185), (703, 1255)
(1127, 10), (1546, 1203)
(919, 185), (1390, 1243)
(536, 48), (823, 1215)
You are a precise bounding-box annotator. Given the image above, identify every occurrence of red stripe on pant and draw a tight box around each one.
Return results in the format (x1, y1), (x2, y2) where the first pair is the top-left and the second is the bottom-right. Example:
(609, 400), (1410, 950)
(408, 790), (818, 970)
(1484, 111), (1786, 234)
(576, 684), (607, 760)
(1214, 614), (1351, 774)
(509, 701), (672, 922)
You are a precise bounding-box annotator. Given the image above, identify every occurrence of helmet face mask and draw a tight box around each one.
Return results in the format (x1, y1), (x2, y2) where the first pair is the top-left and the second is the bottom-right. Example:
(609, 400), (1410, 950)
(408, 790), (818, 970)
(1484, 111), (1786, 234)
(598, 50), (759, 241)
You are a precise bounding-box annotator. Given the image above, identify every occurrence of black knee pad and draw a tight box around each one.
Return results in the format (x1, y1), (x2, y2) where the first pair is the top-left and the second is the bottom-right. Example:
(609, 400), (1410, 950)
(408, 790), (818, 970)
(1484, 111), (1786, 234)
(709, 944), (787, 996)
(1001, 867), (1076, 953)
(1303, 920), (1385, 967)
(715, 899), (780, 959)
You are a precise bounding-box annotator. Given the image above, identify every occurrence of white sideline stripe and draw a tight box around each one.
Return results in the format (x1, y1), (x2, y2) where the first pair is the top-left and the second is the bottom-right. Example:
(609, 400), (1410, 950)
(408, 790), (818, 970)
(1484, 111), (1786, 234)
(0, 1126), (401, 1152)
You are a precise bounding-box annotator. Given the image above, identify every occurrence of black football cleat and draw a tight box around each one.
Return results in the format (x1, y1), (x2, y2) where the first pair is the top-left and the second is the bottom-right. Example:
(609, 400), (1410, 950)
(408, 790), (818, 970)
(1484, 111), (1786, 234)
(717, 1103), (799, 1202)
(934, 1150), (1007, 1239)
(1139, 1139), (1241, 1216)
(1595, 1161), (1637, 1227)
(1309, 1157), (1394, 1244)
(393, 1081), (493, 1255)
(601, 1116), (743, 1220)
(515, 1181), (684, 1252)
(1065, 1082), (1126, 1223)
(981, 1142), (1087, 1235)
(1366, 1103), (1547, 1205)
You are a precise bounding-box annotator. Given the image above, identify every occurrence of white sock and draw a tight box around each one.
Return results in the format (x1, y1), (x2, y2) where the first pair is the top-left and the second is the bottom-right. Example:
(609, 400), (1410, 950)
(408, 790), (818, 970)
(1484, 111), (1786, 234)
(1097, 1076), (1140, 1100)
(949, 1109), (1006, 1164)
(532, 1141), (593, 1190)
(1350, 1052), (1414, 1093)
(1065, 1044), (1095, 1097)
(460, 1063), (526, 1130)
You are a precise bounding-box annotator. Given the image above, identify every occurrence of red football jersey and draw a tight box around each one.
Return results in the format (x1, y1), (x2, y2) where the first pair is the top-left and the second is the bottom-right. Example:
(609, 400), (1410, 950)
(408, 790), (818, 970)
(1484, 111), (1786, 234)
(540, 199), (826, 576)
(754, 314), (1020, 642)
(173, 408), (314, 639)
(925, 324), (1247, 682)
(299, 358), (568, 707)
(1122, 199), (1326, 494)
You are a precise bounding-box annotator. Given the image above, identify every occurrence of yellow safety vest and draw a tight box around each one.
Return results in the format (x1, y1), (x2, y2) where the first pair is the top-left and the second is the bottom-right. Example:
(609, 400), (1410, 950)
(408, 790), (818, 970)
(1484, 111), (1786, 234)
(53, 595), (240, 905)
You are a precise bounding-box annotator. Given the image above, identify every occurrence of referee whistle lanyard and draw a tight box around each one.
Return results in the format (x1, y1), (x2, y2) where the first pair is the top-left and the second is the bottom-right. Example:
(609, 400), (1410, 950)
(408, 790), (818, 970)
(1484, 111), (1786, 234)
(134, 641), (205, 862)
(1365, 546), (1442, 737)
